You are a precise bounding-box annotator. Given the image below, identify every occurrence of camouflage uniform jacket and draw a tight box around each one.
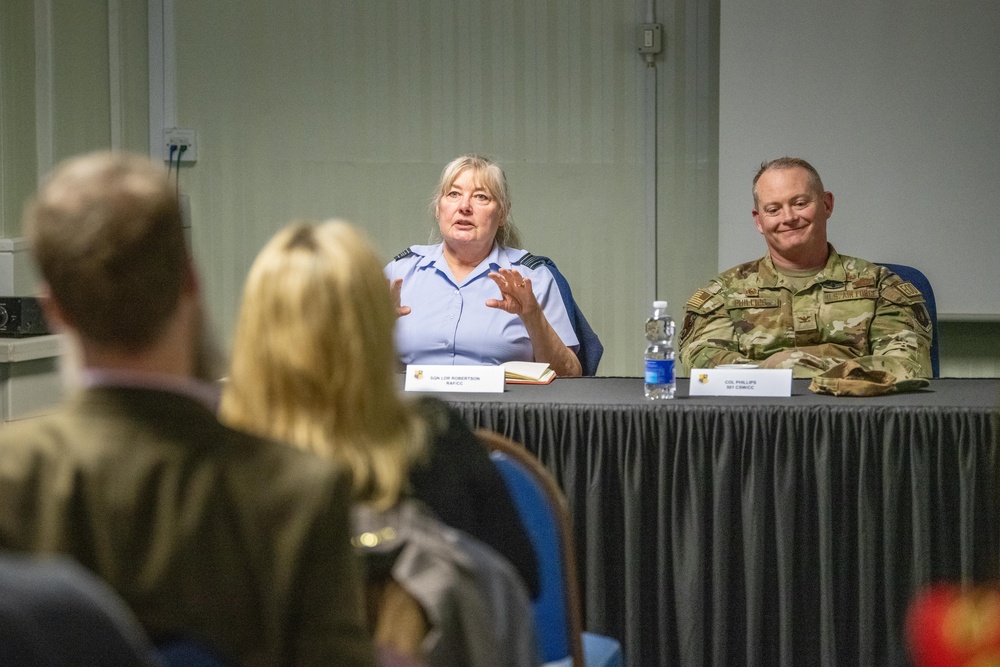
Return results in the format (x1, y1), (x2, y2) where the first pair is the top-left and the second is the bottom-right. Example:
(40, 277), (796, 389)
(678, 247), (933, 379)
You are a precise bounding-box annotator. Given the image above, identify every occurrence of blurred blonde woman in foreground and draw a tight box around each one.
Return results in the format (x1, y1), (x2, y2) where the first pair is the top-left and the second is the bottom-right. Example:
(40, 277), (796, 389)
(219, 220), (539, 665)
(220, 221), (423, 511)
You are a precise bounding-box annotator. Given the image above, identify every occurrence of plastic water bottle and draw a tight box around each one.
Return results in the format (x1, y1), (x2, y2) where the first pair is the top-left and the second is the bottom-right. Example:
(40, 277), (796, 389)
(644, 300), (675, 400)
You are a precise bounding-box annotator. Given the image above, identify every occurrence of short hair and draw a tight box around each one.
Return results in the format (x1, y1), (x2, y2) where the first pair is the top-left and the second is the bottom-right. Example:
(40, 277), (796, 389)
(23, 152), (187, 351)
(752, 157), (826, 207)
(219, 220), (425, 509)
(430, 154), (524, 249)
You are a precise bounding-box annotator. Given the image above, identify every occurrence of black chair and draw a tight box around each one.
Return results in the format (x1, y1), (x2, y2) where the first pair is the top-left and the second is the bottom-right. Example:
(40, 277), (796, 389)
(518, 254), (604, 376)
(0, 553), (159, 666)
(878, 263), (939, 378)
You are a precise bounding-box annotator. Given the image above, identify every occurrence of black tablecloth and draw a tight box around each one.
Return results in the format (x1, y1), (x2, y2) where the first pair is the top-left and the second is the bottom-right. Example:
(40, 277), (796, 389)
(434, 378), (1000, 667)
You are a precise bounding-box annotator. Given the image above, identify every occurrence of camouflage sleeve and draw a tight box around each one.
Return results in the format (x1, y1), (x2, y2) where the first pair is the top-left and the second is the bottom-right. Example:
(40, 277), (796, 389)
(854, 271), (933, 379)
(677, 283), (753, 375)
(757, 344), (854, 377)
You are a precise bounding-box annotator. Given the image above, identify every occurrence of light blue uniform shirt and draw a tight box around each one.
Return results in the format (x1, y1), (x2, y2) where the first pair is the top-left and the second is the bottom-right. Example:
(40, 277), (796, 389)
(385, 243), (579, 366)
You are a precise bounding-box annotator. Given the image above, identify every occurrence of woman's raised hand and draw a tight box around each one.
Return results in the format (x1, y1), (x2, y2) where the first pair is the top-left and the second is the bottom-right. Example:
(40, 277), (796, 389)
(486, 268), (538, 316)
(390, 278), (411, 317)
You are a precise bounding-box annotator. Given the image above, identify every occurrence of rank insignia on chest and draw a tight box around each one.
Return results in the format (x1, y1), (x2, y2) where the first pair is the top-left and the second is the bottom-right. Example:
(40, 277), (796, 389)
(793, 312), (818, 333)
(745, 288), (759, 297)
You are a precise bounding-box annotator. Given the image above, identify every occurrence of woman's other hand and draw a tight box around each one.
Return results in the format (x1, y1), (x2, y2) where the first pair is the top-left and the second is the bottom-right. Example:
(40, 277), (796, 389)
(390, 278), (412, 317)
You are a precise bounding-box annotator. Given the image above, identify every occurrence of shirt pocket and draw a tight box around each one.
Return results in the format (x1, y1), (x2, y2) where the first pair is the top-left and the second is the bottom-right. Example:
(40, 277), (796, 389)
(725, 296), (783, 359)
(819, 287), (878, 348)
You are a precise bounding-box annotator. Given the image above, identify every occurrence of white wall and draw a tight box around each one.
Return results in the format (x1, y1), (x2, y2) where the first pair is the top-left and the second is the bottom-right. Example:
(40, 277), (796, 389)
(720, 0), (1000, 320)
(12, 1), (998, 375)
(0, 0), (39, 236)
(168, 0), (718, 375)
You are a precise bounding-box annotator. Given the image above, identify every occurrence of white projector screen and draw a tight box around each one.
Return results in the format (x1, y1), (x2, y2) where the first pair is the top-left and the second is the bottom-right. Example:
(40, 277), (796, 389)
(719, 0), (1000, 319)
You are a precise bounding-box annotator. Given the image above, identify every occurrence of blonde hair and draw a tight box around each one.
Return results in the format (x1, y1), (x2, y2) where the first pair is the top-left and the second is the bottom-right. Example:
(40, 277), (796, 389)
(220, 220), (425, 509)
(430, 155), (523, 249)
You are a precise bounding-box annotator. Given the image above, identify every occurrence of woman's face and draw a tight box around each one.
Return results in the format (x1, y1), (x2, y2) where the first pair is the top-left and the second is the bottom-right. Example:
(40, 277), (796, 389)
(436, 169), (502, 255)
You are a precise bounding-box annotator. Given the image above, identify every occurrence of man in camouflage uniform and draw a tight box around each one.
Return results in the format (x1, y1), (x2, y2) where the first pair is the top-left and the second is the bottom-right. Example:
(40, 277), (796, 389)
(679, 157), (932, 379)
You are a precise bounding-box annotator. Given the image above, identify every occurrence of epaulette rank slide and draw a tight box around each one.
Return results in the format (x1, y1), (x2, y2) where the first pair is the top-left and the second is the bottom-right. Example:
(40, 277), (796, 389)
(517, 252), (546, 269)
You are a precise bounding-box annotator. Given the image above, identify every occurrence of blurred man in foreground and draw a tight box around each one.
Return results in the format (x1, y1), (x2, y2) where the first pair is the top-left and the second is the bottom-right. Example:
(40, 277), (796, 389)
(0, 152), (374, 666)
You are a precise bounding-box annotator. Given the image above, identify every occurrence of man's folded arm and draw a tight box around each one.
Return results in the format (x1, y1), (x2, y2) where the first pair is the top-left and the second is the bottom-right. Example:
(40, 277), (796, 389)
(678, 297), (750, 372)
(866, 278), (934, 379)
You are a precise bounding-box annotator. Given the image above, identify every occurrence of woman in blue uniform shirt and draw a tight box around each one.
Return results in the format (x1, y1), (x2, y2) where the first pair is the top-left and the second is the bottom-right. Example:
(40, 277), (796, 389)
(386, 155), (582, 377)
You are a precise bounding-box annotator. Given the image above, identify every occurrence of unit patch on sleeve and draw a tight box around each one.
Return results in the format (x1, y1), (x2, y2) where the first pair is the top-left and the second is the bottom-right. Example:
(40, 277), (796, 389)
(896, 282), (922, 299)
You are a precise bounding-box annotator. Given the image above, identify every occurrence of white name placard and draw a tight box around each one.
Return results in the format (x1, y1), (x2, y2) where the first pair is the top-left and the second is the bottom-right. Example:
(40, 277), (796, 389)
(688, 367), (793, 397)
(404, 364), (505, 393)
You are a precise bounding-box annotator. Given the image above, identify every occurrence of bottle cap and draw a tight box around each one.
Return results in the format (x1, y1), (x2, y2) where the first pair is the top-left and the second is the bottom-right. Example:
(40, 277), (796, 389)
(653, 300), (667, 308)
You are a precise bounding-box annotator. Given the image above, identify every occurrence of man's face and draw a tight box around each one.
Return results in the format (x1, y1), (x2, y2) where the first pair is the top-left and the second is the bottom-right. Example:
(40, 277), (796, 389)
(752, 167), (833, 264)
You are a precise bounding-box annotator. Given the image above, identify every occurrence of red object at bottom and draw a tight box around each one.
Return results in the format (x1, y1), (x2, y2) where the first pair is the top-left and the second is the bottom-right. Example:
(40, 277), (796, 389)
(907, 584), (1000, 667)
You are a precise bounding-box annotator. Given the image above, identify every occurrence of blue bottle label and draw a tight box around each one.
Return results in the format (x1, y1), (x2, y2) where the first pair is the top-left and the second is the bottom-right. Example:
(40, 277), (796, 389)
(644, 359), (674, 384)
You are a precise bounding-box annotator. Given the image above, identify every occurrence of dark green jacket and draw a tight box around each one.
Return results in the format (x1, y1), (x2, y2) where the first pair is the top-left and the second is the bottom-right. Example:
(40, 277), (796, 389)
(0, 386), (374, 667)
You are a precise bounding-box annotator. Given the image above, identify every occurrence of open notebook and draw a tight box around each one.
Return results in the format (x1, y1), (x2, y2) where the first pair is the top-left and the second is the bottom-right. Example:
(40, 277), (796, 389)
(501, 361), (555, 385)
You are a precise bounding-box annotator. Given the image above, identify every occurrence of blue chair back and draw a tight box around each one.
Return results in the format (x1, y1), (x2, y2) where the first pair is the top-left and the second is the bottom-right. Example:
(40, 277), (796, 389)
(878, 263), (939, 378)
(480, 430), (624, 667)
(518, 254), (604, 376)
(490, 451), (573, 663)
(156, 637), (235, 667)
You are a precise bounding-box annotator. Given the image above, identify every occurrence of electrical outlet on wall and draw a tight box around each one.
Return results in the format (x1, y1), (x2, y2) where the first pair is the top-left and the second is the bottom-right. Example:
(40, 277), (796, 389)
(164, 128), (198, 163)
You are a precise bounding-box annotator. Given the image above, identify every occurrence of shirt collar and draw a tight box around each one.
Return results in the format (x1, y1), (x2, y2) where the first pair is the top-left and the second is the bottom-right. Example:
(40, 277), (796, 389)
(418, 242), (505, 284)
(81, 368), (221, 412)
(816, 245), (847, 282)
(415, 242), (446, 270)
(759, 244), (844, 288)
